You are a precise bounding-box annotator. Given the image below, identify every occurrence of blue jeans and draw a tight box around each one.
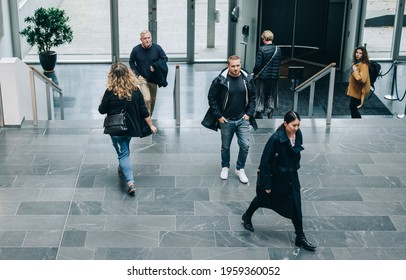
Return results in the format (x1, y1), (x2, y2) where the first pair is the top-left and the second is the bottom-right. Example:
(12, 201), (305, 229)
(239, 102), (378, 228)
(110, 136), (134, 184)
(219, 118), (251, 170)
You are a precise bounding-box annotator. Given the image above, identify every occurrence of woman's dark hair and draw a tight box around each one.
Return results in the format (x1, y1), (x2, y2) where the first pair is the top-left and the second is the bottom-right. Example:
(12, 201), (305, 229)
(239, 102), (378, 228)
(352, 46), (370, 64)
(284, 110), (301, 124)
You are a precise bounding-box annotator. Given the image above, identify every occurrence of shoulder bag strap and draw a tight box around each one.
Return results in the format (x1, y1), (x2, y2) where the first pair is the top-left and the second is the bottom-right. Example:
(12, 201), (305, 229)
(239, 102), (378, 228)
(254, 46), (279, 79)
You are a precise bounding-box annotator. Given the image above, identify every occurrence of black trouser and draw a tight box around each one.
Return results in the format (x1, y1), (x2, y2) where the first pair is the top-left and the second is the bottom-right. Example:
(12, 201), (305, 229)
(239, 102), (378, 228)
(255, 78), (278, 114)
(349, 97), (362, 118)
(245, 196), (304, 237)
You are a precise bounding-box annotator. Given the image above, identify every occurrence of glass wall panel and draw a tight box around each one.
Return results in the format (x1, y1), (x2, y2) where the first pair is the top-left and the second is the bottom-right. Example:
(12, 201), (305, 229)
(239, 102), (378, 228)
(19, 0), (230, 62)
(118, 0), (148, 58)
(20, 0), (112, 62)
(194, 0), (228, 61)
(362, 0), (397, 59)
(156, 0), (187, 59)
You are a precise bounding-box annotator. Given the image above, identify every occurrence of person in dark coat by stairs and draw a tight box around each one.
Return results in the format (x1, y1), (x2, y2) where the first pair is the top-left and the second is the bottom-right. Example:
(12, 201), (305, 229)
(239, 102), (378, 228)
(242, 111), (316, 251)
(252, 30), (282, 119)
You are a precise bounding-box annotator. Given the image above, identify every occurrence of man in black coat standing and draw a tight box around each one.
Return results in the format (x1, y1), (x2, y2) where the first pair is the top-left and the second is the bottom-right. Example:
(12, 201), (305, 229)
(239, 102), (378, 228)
(202, 55), (257, 183)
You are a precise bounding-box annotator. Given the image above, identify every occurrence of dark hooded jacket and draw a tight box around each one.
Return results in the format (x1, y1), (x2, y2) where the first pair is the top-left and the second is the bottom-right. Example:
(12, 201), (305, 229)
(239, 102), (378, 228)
(201, 67), (258, 131)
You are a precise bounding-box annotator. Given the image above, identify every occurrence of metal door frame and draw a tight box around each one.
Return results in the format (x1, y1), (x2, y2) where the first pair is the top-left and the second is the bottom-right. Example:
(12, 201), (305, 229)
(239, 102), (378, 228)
(111, 0), (231, 63)
(0, 84), (4, 127)
(359, 0), (406, 61)
(393, 0), (405, 60)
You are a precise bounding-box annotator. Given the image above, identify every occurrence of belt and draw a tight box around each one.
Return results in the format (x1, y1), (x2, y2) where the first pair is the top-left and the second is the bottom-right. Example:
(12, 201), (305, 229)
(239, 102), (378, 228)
(227, 117), (243, 121)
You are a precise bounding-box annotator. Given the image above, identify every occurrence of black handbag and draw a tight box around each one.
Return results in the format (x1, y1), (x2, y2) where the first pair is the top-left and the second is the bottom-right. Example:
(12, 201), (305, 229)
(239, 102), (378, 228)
(103, 110), (128, 135)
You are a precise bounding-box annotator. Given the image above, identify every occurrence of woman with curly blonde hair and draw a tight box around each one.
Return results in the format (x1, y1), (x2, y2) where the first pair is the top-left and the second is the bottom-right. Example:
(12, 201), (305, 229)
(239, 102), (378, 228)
(106, 63), (138, 100)
(99, 63), (157, 195)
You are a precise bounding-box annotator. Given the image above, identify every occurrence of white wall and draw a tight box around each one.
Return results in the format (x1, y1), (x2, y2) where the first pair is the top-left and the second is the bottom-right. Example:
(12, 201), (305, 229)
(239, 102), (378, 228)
(233, 0), (259, 71)
(0, 0), (14, 58)
(0, 57), (31, 125)
(0, 57), (52, 126)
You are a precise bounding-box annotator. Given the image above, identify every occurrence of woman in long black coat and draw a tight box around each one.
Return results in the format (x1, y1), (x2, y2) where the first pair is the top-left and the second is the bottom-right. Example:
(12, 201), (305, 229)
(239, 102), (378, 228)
(242, 111), (316, 251)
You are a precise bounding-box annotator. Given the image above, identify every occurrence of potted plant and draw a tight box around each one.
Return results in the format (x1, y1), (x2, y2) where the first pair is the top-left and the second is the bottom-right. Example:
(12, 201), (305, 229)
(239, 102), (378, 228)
(20, 7), (73, 72)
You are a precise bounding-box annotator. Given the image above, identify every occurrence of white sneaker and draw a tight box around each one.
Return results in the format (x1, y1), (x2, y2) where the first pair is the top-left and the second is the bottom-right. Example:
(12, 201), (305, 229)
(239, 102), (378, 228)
(235, 169), (248, 183)
(220, 167), (229, 180)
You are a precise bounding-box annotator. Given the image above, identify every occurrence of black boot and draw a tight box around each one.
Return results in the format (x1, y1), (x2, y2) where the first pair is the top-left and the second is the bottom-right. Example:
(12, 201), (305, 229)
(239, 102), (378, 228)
(242, 213), (254, 232)
(295, 235), (316, 251)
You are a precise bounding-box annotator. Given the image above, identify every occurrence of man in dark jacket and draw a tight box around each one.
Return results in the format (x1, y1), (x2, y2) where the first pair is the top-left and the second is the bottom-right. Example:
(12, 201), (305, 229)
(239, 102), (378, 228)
(252, 30), (282, 119)
(202, 55), (257, 183)
(129, 30), (168, 116)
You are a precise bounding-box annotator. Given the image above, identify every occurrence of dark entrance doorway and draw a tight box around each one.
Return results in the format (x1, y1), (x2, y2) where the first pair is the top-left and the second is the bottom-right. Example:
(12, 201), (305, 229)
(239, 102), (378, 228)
(258, 0), (347, 69)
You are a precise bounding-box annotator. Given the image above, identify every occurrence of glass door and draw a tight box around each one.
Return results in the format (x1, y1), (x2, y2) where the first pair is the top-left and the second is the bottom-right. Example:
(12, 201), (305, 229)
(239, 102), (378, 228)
(116, 0), (229, 62)
(362, 0), (397, 59)
(361, 0), (406, 60)
(194, 0), (229, 61)
(18, 0), (229, 62)
(117, 0), (188, 61)
(156, 0), (188, 60)
(118, 0), (149, 59)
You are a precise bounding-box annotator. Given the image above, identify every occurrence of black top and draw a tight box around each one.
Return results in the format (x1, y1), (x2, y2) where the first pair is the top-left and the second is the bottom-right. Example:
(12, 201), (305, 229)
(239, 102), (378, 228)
(129, 43), (168, 81)
(98, 88), (150, 137)
(201, 67), (258, 131)
(252, 44), (282, 80)
(223, 74), (246, 119)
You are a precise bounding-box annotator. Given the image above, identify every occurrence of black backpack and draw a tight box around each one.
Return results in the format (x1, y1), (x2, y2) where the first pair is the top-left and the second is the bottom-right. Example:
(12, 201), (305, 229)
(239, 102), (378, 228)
(369, 60), (382, 89)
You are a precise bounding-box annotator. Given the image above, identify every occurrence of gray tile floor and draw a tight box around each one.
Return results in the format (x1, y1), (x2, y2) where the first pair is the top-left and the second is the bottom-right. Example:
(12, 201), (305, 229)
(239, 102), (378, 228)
(1, 63), (406, 260)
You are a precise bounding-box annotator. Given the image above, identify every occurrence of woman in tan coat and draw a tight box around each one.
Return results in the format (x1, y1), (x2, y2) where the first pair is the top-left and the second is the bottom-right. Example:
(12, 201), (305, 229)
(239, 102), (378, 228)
(347, 46), (371, 118)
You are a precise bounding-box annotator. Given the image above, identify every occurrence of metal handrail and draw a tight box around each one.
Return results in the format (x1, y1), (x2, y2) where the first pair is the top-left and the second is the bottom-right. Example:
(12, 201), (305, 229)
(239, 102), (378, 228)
(29, 66), (64, 125)
(295, 63), (336, 91)
(293, 62), (336, 125)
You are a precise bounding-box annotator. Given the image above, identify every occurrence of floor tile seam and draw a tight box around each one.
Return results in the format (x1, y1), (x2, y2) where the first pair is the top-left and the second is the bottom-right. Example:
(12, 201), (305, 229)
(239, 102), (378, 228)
(55, 141), (88, 259)
(10, 175), (18, 189)
(16, 231), (30, 248)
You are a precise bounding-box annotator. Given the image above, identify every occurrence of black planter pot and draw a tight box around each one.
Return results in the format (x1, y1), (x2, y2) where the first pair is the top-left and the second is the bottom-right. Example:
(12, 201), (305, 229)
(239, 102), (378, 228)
(39, 51), (57, 72)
